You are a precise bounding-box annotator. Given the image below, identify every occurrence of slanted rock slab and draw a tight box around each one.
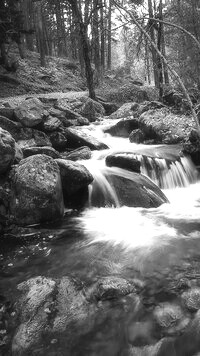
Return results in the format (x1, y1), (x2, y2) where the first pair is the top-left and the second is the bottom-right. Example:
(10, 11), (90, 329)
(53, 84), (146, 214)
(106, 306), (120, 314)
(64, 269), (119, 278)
(106, 153), (141, 173)
(65, 127), (108, 150)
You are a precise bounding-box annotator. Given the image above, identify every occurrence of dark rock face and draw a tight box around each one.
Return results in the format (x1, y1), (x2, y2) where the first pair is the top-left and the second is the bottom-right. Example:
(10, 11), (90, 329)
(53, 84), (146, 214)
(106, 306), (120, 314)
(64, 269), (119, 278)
(80, 98), (105, 122)
(10, 154), (64, 225)
(48, 131), (68, 151)
(106, 172), (168, 208)
(106, 154), (141, 173)
(16, 127), (52, 148)
(22, 146), (61, 159)
(62, 146), (92, 161)
(0, 106), (15, 120)
(65, 127), (108, 150)
(0, 128), (16, 174)
(104, 117), (139, 137)
(56, 158), (93, 196)
(14, 98), (45, 127)
(129, 128), (145, 143)
(43, 115), (62, 132)
(0, 115), (22, 139)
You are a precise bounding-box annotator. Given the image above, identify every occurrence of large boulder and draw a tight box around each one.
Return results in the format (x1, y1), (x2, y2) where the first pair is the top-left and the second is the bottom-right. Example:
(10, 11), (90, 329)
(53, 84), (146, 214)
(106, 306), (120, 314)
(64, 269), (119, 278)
(106, 154), (141, 173)
(104, 117), (139, 137)
(91, 169), (168, 208)
(64, 127), (108, 150)
(10, 154), (64, 225)
(0, 106), (15, 120)
(56, 159), (93, 208)
(48, 131), (68, 151)
(0, 115), (22, 139)
(139, 108), (194, 144)
(80, 98), (105, 122)
(14, 98), (45, 127)
(0, 128), (16, 174)
(16, 128), (52, 148)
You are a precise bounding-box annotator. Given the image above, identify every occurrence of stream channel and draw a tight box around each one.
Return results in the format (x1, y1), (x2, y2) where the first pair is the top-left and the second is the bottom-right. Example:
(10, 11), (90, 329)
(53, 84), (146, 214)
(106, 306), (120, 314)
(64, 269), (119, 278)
(1, 118), (200, 355)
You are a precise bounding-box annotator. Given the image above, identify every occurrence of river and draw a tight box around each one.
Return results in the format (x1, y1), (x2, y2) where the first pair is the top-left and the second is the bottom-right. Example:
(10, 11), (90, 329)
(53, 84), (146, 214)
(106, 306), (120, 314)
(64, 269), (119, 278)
(1, 120), (200, 355)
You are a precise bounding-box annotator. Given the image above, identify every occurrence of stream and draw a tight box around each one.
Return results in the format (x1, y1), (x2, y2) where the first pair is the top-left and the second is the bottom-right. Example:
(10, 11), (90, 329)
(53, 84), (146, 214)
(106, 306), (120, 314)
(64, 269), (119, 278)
(1, 119), (200, 355)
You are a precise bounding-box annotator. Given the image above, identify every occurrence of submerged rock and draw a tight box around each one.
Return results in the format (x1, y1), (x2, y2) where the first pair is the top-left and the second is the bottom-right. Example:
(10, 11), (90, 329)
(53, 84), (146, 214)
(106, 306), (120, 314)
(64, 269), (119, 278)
(181, 288), (200, 311)
(10, 154), (64, 225)
(0, 128), (15, 174)
(88, 277), (135, 301)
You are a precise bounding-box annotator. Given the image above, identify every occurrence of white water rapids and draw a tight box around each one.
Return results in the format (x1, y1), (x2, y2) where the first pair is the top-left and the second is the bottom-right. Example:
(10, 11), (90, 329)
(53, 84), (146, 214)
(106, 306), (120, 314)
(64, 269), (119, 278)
(76, 121), (200, 257)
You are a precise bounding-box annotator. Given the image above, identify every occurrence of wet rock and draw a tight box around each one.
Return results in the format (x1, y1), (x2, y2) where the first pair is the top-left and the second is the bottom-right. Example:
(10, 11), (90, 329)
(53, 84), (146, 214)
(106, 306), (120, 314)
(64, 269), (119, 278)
(129, 129), (145, 143)
(88, 277), (135, 301)
(56, 158), (93, 196)
(128, 338), (176, 356)
(10, 154), (64, 225)
(106, 154), (141, 173)
(127, 320), (154, 346)
(22, 146), (60, 159)
(12, 276), (92, 356)
(0, 128), (16, 174)
(181, 288), (200, 311)
(62, 146), (92, 161)
(14, 98), (45, 127)
(48, 131), (68, 151)
(101, 172), (168, 208)
(104, 117), (139, 137)
(80, 98), (105, 122)
(153, 302), (190, 336)
(43, 116), (62, 132)
(64, 127), (108, 150)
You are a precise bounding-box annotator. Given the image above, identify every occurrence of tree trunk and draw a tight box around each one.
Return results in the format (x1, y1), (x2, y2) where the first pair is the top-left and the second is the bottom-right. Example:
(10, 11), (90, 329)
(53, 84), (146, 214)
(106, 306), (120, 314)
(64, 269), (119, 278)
(107, 0), (112, 70)
(148, 0), (159, 87)
(35, 1), (46, 67)
(100, 0), (105, 77)
(114, 1), (200, 135)
(93, 0), (100, 77)
(69, 0), (96, 99)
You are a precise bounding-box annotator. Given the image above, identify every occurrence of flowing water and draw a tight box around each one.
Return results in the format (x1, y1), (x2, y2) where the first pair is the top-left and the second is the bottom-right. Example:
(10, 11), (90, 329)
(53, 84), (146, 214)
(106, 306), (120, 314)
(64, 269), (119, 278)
(1, 120), (200, 355)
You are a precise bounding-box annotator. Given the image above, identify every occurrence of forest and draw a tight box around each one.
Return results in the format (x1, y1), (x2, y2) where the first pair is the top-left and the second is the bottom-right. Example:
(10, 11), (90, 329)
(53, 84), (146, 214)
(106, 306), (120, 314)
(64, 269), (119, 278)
(1, 1), (200, 356)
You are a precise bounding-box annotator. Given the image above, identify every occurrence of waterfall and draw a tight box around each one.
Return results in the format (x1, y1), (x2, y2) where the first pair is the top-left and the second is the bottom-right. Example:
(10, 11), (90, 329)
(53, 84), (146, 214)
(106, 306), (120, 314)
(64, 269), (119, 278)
(131, 154), (197, 189)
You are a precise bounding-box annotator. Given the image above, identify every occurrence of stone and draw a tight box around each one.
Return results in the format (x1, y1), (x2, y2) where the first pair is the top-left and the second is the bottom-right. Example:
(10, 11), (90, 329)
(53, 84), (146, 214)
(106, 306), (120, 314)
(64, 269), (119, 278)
(88, 277), (135, 301)
(0, 115), (22, 139)
(0, 128), (15, 174)
(106, 154), (141, 173)
(48, 131), (68, 151)
(181, 288), (200, 311)
(0, 106), (15, 120)
(55, 158), (93, 196)
(64, 127), (108, 150)
(10, 154), (64, 225)
(129, 129), (145, 143)
(91, 170), (168, 208)
(48, 107), (66, 119)
(22, 146), (60, 159)
(104, 117), (139, 137)
(16, 128), (52, 148)
(62, 146), (92, 161)
(80, 98), (105, 122)
(153, 302), (190, 336)
(108, 102), (136, 120)
(43, 116), (62, 132)
(182, 130), (200, 165)
(14, 142), (23, 163)
(14, 98), (45, 127)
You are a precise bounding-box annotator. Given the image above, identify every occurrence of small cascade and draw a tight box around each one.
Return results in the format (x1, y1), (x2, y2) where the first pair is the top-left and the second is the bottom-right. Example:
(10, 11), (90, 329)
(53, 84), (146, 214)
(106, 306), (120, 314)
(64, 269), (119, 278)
(132, 154), (197, 189)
